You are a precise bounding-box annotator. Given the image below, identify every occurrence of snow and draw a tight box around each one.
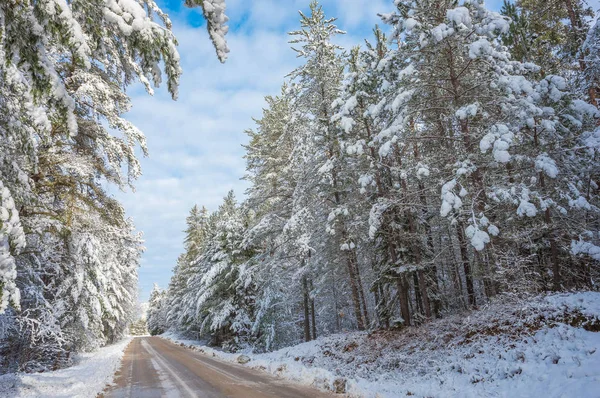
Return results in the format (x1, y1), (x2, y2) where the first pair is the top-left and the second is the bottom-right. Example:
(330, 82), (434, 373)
(160, 292), (600, 398)
(403, 18), (419, 31)
(517, 199), (537, 217)
(571, 239), (600, 261)
(494, 148), (511, 163)
(0, 338), (131, 397)
(340, 116), (355, 133)
(582, 128), (600, 155)
(103, 0), (152, 37)
(378, 140), (392, 157)
(569, 196), (592, 210)
(49, 0), (91, 68)
(149, 358), (178, 398)
(475, 7), (510, 35)
(446, 7), (472, 28)
(143, 339), (194, 397)
(133, 301), (150, 321)
(0, 181), (25, 312)
(480, 132), (495, 153)
(199, 0), (230, 62)
(535, 153), (559, 178)
(368, 200), (391, 239)
(469, 38), (492, 59)
(488, 224), (500, 236)
(416, 166), (430, 179)
(456, 103), (478, 119)
(546, 292), (600, 319)
(440, 179), (462, 217)
(480, 124), (513, 162)
(465, 225), (490, 251)
(430, 23), (454, 43)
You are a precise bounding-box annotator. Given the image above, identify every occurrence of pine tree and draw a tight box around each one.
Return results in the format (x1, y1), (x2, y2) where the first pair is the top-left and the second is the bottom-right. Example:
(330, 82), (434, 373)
(0, 0), (230, 372)
(155, 0), (600, 358)
(184, 205), (210, 263)
(500, 0), (596, 104)
(243, 85), (306, 348)
(147, 284), (168, 336)
(289, 0), (370, 332)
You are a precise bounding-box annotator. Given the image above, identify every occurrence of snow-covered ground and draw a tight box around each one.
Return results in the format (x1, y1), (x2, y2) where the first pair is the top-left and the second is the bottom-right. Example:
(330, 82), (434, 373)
(163, 292), (600, 398)
(0, 338), (131, 397)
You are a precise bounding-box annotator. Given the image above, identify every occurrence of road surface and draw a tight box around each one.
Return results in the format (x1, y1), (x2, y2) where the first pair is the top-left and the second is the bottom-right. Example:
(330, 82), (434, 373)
(104, 337), (335, 398)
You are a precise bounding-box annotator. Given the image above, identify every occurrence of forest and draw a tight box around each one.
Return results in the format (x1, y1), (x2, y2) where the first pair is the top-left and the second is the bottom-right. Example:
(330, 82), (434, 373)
(0, 0), (598, 381)
(147, 0), (600, 355)
(0, 0), (227, 373)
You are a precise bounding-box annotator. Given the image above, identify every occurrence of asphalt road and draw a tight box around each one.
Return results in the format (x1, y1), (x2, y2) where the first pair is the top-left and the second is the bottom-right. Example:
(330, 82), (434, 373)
(103, 337), (334, 398)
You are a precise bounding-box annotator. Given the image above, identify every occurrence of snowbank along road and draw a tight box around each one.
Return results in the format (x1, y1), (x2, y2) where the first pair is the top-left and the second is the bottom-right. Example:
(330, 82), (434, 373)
(104, 337), (334, 397)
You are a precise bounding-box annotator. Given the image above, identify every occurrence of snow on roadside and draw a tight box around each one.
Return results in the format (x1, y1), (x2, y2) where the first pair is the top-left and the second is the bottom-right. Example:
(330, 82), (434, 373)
(0, 337), (132, 397)
(162, 292), (600, 397)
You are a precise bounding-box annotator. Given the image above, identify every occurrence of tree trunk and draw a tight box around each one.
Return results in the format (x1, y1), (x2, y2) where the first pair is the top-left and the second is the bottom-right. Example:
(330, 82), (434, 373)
(331, 272), (341, 332)
(389, 242), (411, 326)
(456, 222), (477, 307)
(399, 149), (432, 320)
(417, 270), (431, 318)
(302, 273), (311, 342)
(534, 124), (561, 290)
(373, 283), (381, 326)
(546, 208), (561, 291)
(381, 284), (391, 328)
(352, 251), (370, 327)
(346, 254), (366, 331)
(477, 251), (495, 299)
(311, 297), (317, 340)
(309, 279), (317, 339)
(413, 272), (423, 315)
(331, 150), (367, 331)
(396, 275), (411, 327)
(429, 266), (442, 317)
(539, 174), (561, 290)
(413, 142), (438, 318)
(374, 281), (391, 329)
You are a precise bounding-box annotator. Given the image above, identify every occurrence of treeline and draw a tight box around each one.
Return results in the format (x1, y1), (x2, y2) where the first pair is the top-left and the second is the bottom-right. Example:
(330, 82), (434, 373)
(0, 0), (228, 372)
(148, 0), (600, 352)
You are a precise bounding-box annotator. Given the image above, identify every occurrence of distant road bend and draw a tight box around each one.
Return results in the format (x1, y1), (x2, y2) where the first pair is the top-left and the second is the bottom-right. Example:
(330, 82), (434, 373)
(104, 337), (333, 398)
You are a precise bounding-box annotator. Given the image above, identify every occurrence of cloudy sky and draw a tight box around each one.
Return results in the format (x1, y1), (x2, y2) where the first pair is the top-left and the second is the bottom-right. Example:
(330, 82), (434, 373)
(116, 0), (510, 301)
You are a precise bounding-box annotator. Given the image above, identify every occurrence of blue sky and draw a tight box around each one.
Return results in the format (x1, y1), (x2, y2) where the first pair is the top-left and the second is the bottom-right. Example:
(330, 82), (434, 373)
(116, 0), (528, 302)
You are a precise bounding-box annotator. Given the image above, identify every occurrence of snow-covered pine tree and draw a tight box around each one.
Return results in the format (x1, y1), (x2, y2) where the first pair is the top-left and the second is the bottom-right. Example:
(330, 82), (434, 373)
(332, 25), (436, 326)
(378, 0), (599, 302)
(184, 205), (210, 262)
(289, 0), (370, 332)
(181, 192), (257, 349)
(165, 205), (210, 331)
(0, 0), (230, 372)
(242, 85), (310, 349)
(147, 284), (168, 336)
(501, 0), (596, 105)
(165, 254), (192, 330)
(153, 0), (599, 358)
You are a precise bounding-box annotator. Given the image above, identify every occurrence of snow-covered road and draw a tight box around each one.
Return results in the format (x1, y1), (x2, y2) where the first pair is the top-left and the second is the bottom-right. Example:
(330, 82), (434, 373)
(104, 337), (333, 398)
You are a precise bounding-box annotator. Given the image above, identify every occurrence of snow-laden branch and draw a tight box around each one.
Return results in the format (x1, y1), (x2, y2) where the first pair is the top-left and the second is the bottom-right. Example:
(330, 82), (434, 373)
(185, 0), (230, 62)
